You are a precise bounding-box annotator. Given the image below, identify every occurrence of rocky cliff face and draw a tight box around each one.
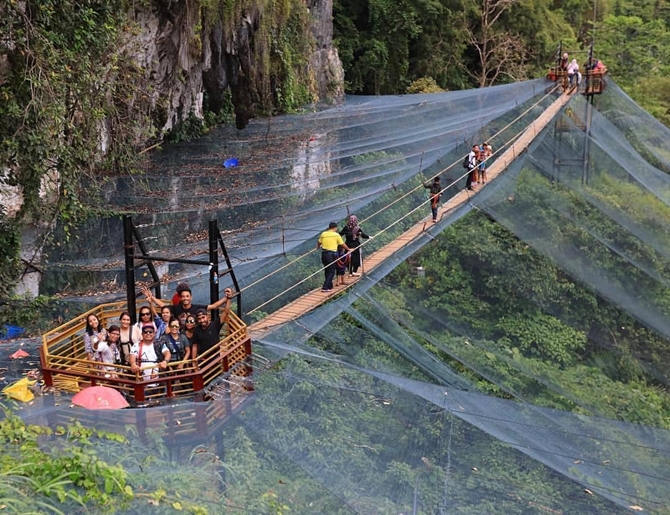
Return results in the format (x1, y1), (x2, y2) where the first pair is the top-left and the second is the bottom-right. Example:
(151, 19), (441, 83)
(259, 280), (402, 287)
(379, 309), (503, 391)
(2, 0), (345, 296)
(135, 0), (344, 132)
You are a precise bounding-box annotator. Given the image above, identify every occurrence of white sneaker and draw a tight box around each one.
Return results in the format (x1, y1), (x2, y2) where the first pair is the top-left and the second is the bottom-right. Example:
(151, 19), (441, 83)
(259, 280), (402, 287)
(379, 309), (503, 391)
(351, 272), (361, 276)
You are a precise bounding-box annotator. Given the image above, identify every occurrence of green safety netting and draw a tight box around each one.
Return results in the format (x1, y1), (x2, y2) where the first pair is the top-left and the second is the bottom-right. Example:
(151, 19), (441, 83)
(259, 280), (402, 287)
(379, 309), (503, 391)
(15, 78), (670, 514)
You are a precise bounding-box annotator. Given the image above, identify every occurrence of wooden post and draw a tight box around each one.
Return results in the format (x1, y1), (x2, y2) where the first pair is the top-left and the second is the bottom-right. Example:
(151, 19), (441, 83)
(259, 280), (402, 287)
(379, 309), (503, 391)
(123, 215), (137, 324)
(134, 383), (145, 402)
(193, 371), (204, 392)
(40, 345), (54, 387)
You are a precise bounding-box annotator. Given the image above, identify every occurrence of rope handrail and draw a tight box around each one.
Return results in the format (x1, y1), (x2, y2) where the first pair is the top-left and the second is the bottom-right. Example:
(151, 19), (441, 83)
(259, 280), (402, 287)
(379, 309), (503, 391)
(245, 84), (564, 315)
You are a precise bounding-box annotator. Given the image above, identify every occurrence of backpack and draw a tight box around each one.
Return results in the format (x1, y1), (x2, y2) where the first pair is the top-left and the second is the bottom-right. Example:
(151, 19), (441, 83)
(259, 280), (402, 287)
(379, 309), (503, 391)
(155, 337), (177, 362)
(462, 155), (470, 169)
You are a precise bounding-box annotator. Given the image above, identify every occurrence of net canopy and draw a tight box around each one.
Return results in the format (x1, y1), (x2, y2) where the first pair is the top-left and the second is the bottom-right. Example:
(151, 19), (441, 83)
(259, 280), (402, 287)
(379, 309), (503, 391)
(43, 80), (549, 299)
(19, 78), (670, 514)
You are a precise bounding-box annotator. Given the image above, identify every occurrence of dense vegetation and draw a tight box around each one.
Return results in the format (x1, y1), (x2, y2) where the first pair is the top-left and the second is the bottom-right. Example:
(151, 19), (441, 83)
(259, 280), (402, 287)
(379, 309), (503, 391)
(1, 1), (669, 513)
(333, 0), (670, 124)
(0, 0), (317, 293)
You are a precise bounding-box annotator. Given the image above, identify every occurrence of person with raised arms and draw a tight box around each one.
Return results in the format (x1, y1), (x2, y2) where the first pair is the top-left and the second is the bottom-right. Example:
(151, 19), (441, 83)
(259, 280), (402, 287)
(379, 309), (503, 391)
(141, 284), (233, 328)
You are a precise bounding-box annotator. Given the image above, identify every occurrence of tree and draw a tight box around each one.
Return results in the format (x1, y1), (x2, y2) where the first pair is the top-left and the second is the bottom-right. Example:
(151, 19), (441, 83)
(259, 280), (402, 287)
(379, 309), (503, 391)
(595, 15), (670, 87)
(464, 0), (530, 86)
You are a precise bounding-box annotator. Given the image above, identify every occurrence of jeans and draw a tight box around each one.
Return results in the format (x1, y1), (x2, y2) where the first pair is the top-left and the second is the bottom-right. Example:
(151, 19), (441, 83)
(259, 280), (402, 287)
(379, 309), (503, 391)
(321, 251), (338, 290)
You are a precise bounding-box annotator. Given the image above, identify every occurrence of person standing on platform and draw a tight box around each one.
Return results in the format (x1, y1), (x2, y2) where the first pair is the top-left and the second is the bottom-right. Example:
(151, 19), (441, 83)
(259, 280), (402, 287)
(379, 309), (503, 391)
(567, 59), (581, 87)
(129, 325), (170, 382)
(142, 284), (231, 328)
(317, 222), (351, 292)
(191, 288), (233, 361)
(340, 214), (369, 275)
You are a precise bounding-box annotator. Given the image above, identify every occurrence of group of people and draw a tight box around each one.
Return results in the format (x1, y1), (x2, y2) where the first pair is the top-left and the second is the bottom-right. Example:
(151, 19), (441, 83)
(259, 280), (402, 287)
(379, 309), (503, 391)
(463, 142), (493, 192)
(560, 52), (582, 88)
(317, 215), (369, 292)
(422, 142), (494, 222)
(316, 145), (498, 291)
(560, 53), (606, 88)
(82, 283), (234, 383)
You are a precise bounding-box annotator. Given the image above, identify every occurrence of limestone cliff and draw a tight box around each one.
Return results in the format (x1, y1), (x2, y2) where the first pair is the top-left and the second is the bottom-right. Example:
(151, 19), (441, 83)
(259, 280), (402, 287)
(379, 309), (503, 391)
(0, 0), (345, 296)
(136, 0), (344, 132)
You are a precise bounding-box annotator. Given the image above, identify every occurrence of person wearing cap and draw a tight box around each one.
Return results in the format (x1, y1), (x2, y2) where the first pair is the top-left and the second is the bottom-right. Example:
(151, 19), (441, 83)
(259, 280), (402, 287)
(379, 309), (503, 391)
(191, 288), (234, 361)
(129, 324), (171, 383)
(317, 222), (351, 292)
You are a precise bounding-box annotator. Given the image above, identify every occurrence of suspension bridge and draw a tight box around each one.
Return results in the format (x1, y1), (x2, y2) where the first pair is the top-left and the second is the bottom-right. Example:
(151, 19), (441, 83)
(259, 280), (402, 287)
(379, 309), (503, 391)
(247, 85), (573, 338)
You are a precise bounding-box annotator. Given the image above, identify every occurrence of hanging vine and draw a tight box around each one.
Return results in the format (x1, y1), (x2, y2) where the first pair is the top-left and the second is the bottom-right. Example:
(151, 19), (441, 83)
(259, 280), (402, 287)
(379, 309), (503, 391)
(0, 1), (154, 287)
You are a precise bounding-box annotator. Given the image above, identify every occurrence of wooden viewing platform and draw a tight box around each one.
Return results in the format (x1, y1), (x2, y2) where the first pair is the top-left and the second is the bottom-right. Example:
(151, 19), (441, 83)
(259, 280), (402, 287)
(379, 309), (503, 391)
(41, 301), (253, 403)
(249, 91), (573, 338)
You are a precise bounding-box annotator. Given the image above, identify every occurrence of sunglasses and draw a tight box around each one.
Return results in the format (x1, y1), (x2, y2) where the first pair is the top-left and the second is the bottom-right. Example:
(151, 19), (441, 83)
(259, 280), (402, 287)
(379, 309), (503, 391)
(170, 324), (180, 328)
(142, 329), (154, 334)
(186, 319), (195, 324)
(140, 312), (151, 316)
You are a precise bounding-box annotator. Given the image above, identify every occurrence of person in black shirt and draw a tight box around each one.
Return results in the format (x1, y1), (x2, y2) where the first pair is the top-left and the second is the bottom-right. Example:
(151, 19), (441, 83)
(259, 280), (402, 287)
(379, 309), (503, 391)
(191, 288), (233, 361)
(423, 176), (442, 222)
(340, 214), (369, 276)
(142, 284), (231, 328)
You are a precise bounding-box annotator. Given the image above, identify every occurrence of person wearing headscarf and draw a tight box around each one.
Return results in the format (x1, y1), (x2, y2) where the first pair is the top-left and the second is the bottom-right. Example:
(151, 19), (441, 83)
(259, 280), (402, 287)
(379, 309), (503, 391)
(567, 59), (581, 87)
(340, 214), (369, 276)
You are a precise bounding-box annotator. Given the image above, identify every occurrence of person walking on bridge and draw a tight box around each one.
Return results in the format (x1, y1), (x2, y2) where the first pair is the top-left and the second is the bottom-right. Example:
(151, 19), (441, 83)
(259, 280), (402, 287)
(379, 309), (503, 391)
(466, 145), (479, 191)
(340, 214), (369, 275)
(423, 177), (442, 222)
(317, 222), (351, 292)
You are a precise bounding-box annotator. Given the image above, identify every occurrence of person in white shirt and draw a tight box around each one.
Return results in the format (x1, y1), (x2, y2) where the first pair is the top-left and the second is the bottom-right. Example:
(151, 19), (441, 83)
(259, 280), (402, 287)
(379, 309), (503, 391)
(129, 325), (170, 382)
(567, 59), (581, 87)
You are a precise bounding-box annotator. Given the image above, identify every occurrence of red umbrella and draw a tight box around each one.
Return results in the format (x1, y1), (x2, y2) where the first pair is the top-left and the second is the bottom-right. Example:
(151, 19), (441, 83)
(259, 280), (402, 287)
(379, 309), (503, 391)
(10, 349), (29, 359)
(71, 386), (129, 410)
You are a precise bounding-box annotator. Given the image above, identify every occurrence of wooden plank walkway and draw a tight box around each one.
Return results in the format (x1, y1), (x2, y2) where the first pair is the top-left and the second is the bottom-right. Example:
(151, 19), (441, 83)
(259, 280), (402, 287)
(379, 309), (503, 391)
(249, 91), (572, 338)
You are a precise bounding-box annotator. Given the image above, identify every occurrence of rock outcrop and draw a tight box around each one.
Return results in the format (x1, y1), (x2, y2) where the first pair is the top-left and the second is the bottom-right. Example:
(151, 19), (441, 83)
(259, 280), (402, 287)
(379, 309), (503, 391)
(134, 0), (344, 132)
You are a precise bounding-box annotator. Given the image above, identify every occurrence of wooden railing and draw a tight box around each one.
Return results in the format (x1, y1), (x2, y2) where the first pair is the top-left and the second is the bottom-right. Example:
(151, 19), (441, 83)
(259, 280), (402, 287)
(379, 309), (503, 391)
(40, 301), (252, 403)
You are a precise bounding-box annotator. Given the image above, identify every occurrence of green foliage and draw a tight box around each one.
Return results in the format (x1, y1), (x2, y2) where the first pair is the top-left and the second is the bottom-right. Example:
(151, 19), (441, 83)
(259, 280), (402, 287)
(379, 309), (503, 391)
(200, 0), (317, 117)
(264, 0), (315, 113)
(406, 76), (444, 93)
(203, 90), (236, 127)
(0, 403), (230, 514)
(0, 1), (153, 286)
(165, 112), (207, 143)
(333, 0), (670, 130)
(383, 168), (670, 428)
(595, 15), (670, 88)
(0, 209), (21, 288)
(627, 75), (670, 127)
(0, 295), (62, 337)
(0, 407), (132, 513)
(335, 0), (423, 94)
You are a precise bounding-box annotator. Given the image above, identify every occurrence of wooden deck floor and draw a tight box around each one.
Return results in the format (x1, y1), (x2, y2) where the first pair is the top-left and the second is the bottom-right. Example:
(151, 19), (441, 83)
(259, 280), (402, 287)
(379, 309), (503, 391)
(249, 91), (572, 338)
